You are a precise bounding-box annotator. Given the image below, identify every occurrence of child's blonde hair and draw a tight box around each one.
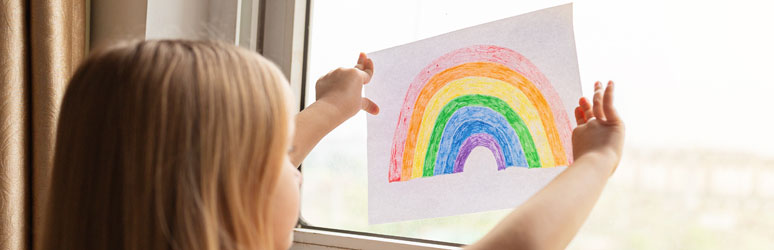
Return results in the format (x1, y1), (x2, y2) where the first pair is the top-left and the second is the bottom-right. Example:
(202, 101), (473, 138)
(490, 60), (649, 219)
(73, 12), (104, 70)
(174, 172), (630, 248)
(41, 40), (291, 250)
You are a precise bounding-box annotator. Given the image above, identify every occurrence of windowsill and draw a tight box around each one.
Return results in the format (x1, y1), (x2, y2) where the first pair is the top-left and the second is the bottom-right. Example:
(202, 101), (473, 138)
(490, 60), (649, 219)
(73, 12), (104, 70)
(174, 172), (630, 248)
(291, 228), (461, 250)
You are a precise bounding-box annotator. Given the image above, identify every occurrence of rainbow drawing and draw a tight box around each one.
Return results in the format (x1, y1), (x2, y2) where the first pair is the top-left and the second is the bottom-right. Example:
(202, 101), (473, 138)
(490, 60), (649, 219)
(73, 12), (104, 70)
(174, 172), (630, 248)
(388, 45), (574, 182)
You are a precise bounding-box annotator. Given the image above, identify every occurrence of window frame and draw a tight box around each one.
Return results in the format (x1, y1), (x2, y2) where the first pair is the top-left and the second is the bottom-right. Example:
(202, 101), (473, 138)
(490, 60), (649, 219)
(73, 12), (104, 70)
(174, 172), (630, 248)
(257, 0), (463, 248)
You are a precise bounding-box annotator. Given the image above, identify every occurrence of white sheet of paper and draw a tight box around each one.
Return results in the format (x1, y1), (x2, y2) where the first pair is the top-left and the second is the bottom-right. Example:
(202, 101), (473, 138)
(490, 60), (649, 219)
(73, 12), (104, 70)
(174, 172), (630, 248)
(366, 4), (582, 224)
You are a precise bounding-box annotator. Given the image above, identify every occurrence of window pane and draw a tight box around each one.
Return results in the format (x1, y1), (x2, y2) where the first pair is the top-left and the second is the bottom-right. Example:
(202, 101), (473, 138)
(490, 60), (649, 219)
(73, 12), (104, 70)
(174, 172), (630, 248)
(301, 0), (774, 248)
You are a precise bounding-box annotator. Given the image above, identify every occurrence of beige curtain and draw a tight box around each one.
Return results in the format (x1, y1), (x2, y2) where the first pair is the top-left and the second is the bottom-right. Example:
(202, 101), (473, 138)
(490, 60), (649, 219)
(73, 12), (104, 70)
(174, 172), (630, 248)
(0, 0), (86, 250)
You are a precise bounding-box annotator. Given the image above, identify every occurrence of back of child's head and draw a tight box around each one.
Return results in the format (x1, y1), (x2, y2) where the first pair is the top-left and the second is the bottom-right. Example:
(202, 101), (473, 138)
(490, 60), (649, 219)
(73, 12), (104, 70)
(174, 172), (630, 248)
(42, 40), (293, 250)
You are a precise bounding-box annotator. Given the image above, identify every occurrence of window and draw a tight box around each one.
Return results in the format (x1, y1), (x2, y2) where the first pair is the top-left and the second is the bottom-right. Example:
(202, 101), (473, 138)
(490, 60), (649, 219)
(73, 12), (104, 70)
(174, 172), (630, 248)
(300, 0), (774, 248)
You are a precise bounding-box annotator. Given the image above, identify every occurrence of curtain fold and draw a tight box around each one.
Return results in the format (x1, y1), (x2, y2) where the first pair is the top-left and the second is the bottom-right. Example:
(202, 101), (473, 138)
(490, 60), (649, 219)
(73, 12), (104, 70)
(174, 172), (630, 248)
(1, 0), (86, 249)
(1, 0), (30, 250)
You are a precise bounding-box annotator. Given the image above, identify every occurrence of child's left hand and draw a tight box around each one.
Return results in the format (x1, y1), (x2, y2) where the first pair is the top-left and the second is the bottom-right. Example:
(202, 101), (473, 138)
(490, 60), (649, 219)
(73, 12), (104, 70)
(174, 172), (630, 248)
(314, 53), (379, 124)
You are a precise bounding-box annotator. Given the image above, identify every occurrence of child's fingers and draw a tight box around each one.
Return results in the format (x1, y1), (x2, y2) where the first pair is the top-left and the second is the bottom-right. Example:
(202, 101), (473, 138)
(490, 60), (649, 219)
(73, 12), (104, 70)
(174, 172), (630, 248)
(356, 52), (365, 66)
(367, 58), (374, 73)
(354, 53), (365, 71)
(361, 97), (380, 115)
(579, 97), (593, 121)
(574, 106), (586, 125)
(602, 81), (621, 124)
(363, 57), (374, 83)
(354, 53), (373, 84)
(592, 81), (606, 121)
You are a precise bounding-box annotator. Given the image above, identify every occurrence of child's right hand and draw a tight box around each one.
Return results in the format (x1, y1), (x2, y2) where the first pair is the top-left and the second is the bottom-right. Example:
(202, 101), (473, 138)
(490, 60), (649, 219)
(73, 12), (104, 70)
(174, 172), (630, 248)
(572, 81), (625, 176)
(289, 53), (378, 166)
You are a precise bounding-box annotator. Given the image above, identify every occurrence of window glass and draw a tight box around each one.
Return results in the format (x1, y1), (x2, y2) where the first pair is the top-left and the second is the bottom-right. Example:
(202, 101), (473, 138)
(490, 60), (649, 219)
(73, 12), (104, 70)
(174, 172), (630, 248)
(301, 0), (774, 248)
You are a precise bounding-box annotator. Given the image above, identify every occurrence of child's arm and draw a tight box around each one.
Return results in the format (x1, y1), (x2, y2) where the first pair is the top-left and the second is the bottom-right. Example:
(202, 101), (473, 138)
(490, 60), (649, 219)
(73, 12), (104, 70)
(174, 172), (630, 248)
(289, 53), (378, 166)
(467, 81), (625, 250)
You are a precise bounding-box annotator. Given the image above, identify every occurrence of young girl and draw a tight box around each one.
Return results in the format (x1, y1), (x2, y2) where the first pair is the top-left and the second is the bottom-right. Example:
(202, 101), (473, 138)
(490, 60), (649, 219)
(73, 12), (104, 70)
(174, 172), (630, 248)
(42, 40), (624, 250)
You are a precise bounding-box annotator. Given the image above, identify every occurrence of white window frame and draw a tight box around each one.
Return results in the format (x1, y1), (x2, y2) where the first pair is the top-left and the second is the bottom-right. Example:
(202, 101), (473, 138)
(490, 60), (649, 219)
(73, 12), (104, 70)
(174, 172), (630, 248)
(258, 1), (463, 248)
(259, 0), (308, 109)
